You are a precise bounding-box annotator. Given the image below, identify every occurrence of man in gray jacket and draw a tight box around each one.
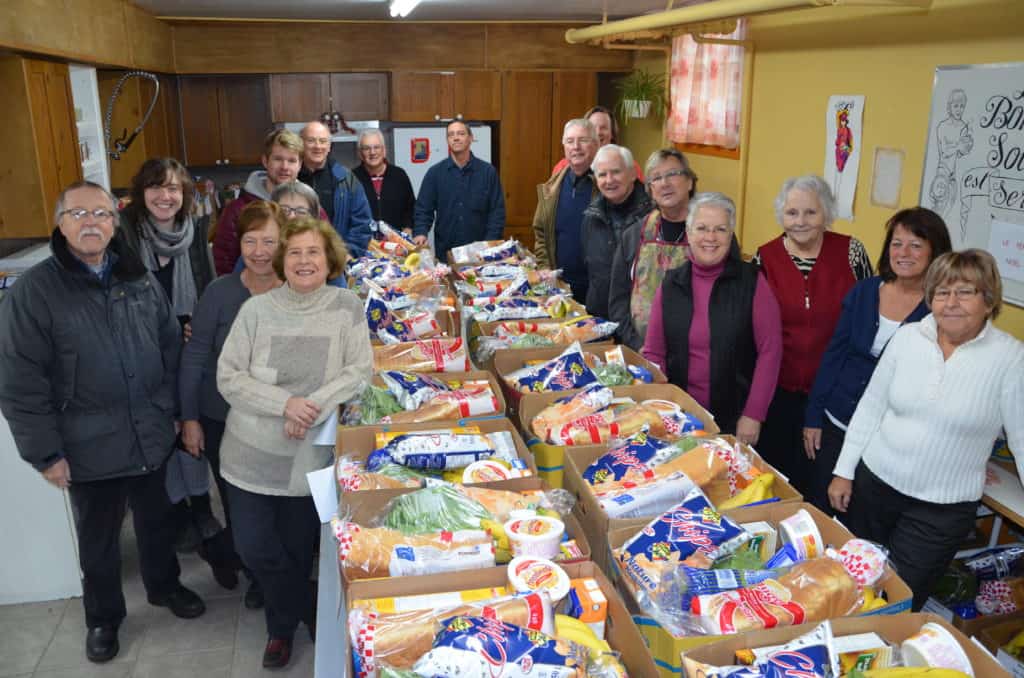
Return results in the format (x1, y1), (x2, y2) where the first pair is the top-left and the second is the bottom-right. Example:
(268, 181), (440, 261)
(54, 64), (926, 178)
(0, 182), (206, 664)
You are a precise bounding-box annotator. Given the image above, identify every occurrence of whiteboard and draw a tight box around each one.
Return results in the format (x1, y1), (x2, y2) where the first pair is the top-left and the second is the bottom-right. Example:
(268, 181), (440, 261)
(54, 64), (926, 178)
(919, 62), (1024, 307)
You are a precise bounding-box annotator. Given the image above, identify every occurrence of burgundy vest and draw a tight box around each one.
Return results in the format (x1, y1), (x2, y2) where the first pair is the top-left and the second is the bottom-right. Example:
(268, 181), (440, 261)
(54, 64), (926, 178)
(757, 231), (855, 393)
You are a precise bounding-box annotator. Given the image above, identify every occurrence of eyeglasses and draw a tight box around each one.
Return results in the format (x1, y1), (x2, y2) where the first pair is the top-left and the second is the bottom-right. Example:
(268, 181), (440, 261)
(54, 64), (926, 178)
(692, 224), (731, 236)
(280, 206), (312, 217)
(647, 169), (690, 186)
(303, 137), (330, 145)
(563, 136), (594, 147)
(358, 144), (384, 152)
(60, 208), (115, 221)
(933, 286), (980, 302)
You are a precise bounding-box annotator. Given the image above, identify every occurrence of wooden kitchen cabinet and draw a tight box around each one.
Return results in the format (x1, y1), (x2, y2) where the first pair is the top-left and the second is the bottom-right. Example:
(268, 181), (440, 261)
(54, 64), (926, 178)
(391, 70), (500, 122)
(550, 71), (597, 169)
(270, 72), (388, 122)
(0, 56), (82, 238)
(180, 75), (272, 166)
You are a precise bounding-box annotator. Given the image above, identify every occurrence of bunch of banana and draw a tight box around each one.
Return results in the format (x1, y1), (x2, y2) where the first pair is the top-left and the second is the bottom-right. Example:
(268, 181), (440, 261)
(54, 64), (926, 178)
(404, 252), (421, 268)
(1003, 627), (1024, 659)
(858, 587), (890, 612)
(554, 614), (611, 654)
(480, 518), (512, 563)
(849, 668), (972, 678)
(718, 472), (775, 510)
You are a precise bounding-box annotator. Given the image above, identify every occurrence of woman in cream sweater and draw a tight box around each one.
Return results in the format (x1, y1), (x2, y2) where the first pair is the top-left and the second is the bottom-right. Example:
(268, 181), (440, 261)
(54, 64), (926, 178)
(217, 217), (372, 668)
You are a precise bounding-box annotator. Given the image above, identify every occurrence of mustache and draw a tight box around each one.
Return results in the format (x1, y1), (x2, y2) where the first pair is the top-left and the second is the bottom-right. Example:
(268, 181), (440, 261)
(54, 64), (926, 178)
(78, 227), (106, 240)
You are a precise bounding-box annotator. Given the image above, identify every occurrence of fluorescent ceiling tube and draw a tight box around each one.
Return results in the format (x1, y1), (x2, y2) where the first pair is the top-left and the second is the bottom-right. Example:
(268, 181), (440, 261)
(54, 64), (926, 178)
(389, 0), (423, 17)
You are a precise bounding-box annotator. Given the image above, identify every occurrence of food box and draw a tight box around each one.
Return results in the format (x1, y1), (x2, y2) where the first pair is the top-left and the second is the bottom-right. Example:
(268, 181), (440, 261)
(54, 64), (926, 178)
(490, 343), (666, 414)
(564, 434), (801, 573)
(685, 613), (1006, 678)
(344, 560), (659, 678)
(607, 502), (913, 677)
(979, 618), (1024, 677)
(517, 383), (718, 488)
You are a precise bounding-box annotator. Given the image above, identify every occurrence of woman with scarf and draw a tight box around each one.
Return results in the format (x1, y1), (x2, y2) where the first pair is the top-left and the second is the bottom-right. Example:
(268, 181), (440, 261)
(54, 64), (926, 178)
(120, 158), (235, 587)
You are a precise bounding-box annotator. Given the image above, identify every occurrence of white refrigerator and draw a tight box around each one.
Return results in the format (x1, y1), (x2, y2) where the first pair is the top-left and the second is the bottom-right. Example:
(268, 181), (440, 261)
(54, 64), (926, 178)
(391, 125), (493, 253)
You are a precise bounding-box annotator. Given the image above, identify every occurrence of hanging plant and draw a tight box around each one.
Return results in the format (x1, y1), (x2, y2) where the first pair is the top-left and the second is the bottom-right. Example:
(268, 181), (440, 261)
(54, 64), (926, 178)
(615, 69), (668, 124)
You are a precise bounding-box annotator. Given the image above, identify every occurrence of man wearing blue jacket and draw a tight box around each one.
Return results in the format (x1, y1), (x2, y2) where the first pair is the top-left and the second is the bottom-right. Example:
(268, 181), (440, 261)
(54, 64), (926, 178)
(413, 120), (505, 262)
(298, 121), (373, 257)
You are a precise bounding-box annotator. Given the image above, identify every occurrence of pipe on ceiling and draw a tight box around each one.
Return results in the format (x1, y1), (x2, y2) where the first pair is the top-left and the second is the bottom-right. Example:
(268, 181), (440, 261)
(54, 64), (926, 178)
(565, 0), (930, 43)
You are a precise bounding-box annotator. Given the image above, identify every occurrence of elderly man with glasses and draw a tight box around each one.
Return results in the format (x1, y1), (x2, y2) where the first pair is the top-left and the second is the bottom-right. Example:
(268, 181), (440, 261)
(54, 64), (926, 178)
(608, 148), (699, 350)
(297, 120), (374, 256)
(532, 118), (600, 303)
(0, 181), (206, 664)
(352, 129), (416, 237)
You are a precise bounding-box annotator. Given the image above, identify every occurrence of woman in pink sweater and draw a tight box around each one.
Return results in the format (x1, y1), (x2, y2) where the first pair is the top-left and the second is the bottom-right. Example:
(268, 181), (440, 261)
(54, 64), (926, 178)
(642, 192), (783, 445)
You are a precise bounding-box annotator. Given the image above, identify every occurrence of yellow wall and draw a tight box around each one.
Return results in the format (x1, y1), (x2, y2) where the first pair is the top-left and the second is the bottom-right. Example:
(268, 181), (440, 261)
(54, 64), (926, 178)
(618, 51), (671, 170)
(623, 0), (1023, 339)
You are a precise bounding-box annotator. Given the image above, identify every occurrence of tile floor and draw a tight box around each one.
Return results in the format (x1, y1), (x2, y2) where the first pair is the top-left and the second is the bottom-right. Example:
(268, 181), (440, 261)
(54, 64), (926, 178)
(0, 511), (317, 678)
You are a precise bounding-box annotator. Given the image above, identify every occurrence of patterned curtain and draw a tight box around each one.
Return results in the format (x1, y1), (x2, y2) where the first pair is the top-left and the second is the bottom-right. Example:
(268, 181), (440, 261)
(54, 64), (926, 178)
(666, 20), (747, 149)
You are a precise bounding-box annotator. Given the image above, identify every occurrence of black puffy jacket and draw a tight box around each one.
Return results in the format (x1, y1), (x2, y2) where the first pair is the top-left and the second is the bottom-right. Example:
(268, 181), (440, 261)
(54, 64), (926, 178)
(0, 228), (181, 481)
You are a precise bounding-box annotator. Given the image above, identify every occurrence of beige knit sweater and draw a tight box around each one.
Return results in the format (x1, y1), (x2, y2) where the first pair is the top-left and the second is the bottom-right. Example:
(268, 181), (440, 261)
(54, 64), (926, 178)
(217, 283), (372, 496)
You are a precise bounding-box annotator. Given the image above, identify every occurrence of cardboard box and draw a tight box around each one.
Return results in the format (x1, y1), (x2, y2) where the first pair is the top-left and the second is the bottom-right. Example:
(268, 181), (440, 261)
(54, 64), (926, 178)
(342, 369), (507, 428)
(335, 416), (538, 481)
(979, 618), (1024, 677)
(446, 239), (534, 269)
(371, 337), (472, 373)
(368, 307), (458, 347)
(924, 598), (1024, 637)
(465, 301), (591, 372)
(564, 434), (802, 573)
(344, 560), (659, 678)
(334, 475), (592, 586)
(491, 343), (666, 415)
(517, 383), (718, 489)
(607, 502), (913, 677)
(684, 614), (1007, 678)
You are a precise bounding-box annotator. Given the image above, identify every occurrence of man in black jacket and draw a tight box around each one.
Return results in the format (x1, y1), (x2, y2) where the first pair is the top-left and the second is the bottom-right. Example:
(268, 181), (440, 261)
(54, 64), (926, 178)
(353, 128), (416, 235)
(0, 182), (206, 664)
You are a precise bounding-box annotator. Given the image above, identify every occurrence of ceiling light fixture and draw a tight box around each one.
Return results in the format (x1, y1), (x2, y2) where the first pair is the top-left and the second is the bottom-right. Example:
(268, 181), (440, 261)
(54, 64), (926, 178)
(389, 0), (423, 18)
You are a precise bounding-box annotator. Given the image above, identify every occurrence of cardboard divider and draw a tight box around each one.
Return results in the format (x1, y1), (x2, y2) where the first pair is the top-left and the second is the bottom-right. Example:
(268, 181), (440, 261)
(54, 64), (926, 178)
(606, 502), (913, 677)
(517, 383), (719, 488)
(684, 613), (1006, 678)
(334, 416), (537, 480)
(344, 560), (659, 678)
(491, 343), (667, 416)
(334, 475), (591, 587)
(341, 369), (507, 429)
(979, 617), (1024, 676)
(563, 434), (802, 574)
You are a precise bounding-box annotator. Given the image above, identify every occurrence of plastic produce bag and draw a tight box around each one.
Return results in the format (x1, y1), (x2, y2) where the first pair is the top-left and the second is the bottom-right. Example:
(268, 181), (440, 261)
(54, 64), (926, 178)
(381, 485), (493, 534)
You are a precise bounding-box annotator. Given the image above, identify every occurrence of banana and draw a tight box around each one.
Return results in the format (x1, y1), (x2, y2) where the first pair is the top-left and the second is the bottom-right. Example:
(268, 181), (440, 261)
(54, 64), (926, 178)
(480, 518), (512, 563)
(718, 472), (775, 510)
(554, 614), (611, 654)
(853, 669), (973, 678)
(404, 252), (421, 268)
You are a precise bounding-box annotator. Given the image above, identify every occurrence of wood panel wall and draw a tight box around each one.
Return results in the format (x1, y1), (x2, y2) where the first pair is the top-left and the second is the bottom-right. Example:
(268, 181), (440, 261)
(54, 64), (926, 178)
(169, 22), (633, 73)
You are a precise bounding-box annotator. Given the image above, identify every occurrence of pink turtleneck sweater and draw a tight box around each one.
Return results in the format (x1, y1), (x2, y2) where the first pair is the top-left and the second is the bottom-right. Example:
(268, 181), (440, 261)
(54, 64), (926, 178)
(642, 259), (782, 422)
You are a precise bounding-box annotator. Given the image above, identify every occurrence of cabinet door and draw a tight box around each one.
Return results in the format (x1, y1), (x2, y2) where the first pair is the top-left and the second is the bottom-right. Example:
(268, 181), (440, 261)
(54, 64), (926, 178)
(25, 60), (82, 215)
(453, 71), (501, 121)
(391, 71), (452, 122)
(217, 76), (273, 166)
(179, 77), (224, 166)
(269, 73), (330, 123)
(500, 71), (553, 249)
(330, 73), (389, 120)
(550, 71), (597, 169)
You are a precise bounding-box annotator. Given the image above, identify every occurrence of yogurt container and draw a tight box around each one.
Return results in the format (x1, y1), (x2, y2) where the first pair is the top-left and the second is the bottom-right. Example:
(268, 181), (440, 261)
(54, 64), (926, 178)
(462, 460), (512, 483)
(778, 508), (824, 559)
(504, 515), (564, 559)
(901, 622), (974, 677)
(507, 556), (570, 604)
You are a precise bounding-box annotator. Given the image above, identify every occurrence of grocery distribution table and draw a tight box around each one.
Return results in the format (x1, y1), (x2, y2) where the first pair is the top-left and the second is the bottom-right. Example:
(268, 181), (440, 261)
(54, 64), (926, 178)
(983, 461), (1024, 533)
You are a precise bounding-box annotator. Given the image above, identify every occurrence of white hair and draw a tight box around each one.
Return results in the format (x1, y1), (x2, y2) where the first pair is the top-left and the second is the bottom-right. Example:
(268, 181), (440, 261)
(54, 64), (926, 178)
(357, 128), (385, 147)
(686, 192), (737, 233)
(773, 175), (837, 227)
(562, 118), (596, 141)
(591, 144), (634, 174)
(54, 181), (118, 226)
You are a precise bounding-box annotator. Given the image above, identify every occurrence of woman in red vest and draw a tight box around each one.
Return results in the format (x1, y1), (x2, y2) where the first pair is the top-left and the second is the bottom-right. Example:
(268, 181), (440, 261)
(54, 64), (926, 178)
(754, 175), (872, 495)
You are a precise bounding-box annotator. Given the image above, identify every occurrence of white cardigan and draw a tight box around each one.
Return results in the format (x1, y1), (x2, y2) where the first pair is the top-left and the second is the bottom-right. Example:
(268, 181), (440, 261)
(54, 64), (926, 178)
(833, 314), (1024, 504)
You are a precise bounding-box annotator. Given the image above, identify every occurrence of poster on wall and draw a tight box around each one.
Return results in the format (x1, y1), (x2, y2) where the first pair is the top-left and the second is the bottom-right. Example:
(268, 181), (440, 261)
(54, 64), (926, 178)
(920, 62), (1024, 307)
(823, 95), (865, 220)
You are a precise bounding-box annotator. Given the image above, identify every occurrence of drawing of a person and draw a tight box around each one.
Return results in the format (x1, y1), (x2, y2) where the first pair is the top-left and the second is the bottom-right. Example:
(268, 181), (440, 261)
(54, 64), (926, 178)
(929, 88), (973, 220)
(835, 109), (853, 172)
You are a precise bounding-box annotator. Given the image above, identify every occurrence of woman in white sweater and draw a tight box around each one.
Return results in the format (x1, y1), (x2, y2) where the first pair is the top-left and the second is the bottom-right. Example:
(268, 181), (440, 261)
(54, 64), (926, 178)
(217, 217), (372, 668)
(829, 249), (1024, 610)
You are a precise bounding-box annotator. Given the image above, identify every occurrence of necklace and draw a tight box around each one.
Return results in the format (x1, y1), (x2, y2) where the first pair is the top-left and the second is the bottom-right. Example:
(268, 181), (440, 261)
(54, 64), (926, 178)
(658, 218), (686, 243)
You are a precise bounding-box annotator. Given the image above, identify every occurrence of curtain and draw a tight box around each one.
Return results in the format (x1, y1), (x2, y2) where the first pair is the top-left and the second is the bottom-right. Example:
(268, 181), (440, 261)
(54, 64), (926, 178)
(666, 20), (747, 149)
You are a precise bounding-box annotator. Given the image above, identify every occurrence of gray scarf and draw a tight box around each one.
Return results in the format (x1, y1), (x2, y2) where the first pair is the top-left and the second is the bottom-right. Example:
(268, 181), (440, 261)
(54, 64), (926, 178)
(137, 214), (198, 317)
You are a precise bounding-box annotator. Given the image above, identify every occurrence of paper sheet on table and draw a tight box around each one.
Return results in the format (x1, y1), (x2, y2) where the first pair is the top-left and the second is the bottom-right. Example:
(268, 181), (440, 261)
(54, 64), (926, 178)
(985, 461), (1024, 524)
(311, 408), (339, 446)
(306, 465), (338, 524)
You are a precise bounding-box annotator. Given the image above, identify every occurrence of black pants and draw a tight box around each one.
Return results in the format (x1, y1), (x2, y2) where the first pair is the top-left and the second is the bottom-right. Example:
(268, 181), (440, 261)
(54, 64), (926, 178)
(846, 462), (979, 611)
(757, 387), (812, 497)
(227, 483), (318, 638)
(68, 459), (181, 629)
(809, 416), (846, 515)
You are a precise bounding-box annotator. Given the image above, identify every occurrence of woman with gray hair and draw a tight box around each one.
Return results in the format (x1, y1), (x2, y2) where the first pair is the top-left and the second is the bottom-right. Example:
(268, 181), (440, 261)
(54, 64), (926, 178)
(271, 180), (322, 220)
(642, 192), (782, 444)
(753, 175), (872, 492)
